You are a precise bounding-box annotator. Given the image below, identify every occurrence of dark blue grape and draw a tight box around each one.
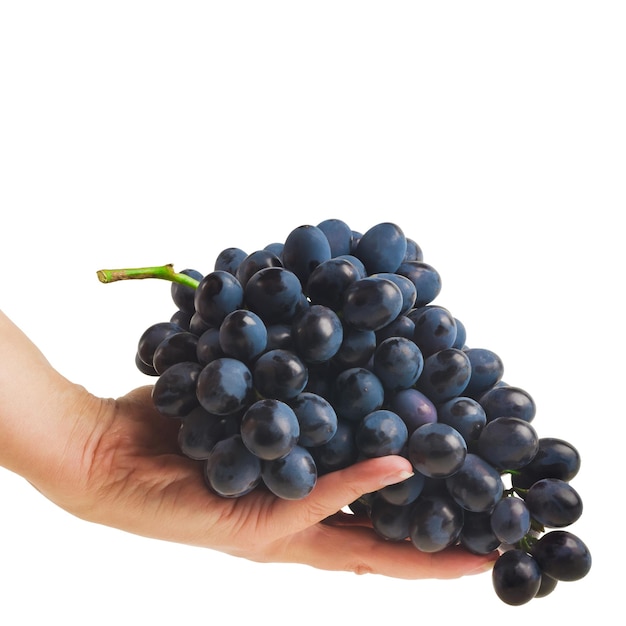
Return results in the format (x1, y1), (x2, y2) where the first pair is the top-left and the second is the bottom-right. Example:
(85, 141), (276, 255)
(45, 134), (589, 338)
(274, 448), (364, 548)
(332, 325), (377, 369)
(310, 419), (358, 474)
(378, 471), (426, 506)
(214, 247), (247, 275)
(416, 347), (472, 404)
(524, 478), (583, 528)
(408, 422), (467, 479)
(178, 406), (238, 461)
(342, 276), (403, 332)
(244, 266), (304, 325)
(289, 392), (337, 447)
(477, 416), (539, 471)
(188, 312), (211, 336)
(196, 357), (254, 416)
(511, 437), (581, 489)
(137, 321), (185, 368)
(355, 222), (407, 274)
(445, 453), (504, 512)
(261, 445), (317, 500)
(196, 327), (224, 366)
(218, 309), (268, 363)
(396, 261), (442, 307)
(171, 268), (203, 314)
(387, 388), (437, 435)
(479, 384), (536, 423)
(452, 317), (467, 349)
(135, 351), (158, 376)
(151, 361), (202, 418)
(332, 367), (384, 422)
(412, 305), (458, 357)
(492, 549), (542, 606)
(373, 336), (424, 391)
(490, 496), (531, 544)
(464, 348), (504, 397)
(531, 530), (591, 581)
(170, 308), (193, 331)
(403, 238), (423, 262)
(436, 396), (486, 445)
(264, 242), (284, 259)
(306, 258), (361, 311)
(535, 573), (559, 598)
(291, 304), (344, 364)
(204, 435), (262, 498)
(375, 315), (415, 343)
(194, 271), (244, 327)
(460, 511), (501, 555)
(240, 398), (300, 461)
(369, 497), (412, 541)
(370, 272), (416, 316)
(316, 218), (353, 257)
(355, 410), (408, 457)
(281, 224), (332, 287)
(252, 349), (308, 401)
(265, 323), (295, 351)
(235, 249), (282, 288)
(335, 254), (367, 278)
(409, 493), (464, 553)
(152, 331), (199, 374)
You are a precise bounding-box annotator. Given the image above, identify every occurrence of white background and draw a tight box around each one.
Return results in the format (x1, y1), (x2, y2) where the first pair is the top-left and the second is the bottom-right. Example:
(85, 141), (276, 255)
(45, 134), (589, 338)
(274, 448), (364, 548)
(1, 2), (623, 624)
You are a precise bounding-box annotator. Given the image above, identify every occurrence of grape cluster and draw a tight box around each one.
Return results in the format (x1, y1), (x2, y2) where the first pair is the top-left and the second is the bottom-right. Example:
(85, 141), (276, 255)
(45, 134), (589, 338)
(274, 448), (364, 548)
(130, 219), (591, 606)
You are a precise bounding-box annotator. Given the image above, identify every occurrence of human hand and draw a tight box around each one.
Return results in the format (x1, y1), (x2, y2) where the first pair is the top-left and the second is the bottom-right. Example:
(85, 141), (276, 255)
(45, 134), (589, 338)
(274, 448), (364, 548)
(0, 310), (495, 579)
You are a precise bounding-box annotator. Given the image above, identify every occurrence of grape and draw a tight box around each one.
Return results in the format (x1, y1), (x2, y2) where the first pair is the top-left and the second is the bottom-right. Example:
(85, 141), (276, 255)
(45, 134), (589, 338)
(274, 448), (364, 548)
(218, 309), (268, 363)
(412, 305), (458, 357)
(316, 218), (353, 257)
(436, 396), (486, 444)
(408, 422), (467, 479)
(152, 331), (200, 374)
(205, 435), (262, 498)
(244, 266), (304, 325)
(171, 268), (203, 314)
(152, 361), (202, 418)
(531, 530), (592, 581)
(524, 478), (583, 528)
(291, 304), (343, 364)
(415, 347), (472, 404)
(479, 384), (536, 423)
(463, 348), (504, 397)
(387, 388), (437, 434)
(490, 496), (531, 544)
(109, 218), (592, 606)
(445, 453), (504, 512)
(289, 392), (337, 447)
(355, 222), (407, 274)
(214, 247), (247, 275)
(332, 367), (384, 422)
(282, 224), (332, 286)
(511, 437), (581, 489)
(355, 409), (409, 457)
(252, 348), (308, 401)
(196, 357), (254, 415)
(261, 445), (317, 500)
(306, 258), (361, 311)
(342, 277), (404, 332)
(492, 549), (542, 606)
(235, 249), (282, 288)
(194, 270), (244, 327)
(477, 416), (539, 471)
(409, 493), (464, 553)
(370, 497), (412, 541)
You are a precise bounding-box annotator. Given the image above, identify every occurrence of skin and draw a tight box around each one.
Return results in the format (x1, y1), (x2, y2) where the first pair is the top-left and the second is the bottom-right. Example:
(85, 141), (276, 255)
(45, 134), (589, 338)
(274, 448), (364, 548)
(0, 309), (496, 579)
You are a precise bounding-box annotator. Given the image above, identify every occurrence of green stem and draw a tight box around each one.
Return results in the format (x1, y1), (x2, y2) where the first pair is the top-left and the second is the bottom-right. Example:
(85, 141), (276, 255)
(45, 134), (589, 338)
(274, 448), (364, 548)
(96, 264), (200, 289)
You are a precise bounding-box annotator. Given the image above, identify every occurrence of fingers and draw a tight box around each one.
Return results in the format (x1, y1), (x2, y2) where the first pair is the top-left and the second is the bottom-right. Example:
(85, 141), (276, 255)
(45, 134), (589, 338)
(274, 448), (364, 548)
(273, 522), (498, 580)
(268, 455), (414, 537)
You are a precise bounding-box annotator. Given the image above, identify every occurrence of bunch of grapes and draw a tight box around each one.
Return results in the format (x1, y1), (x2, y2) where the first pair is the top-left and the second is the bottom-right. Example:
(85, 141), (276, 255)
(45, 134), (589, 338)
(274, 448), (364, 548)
(99, 219), (591, 606)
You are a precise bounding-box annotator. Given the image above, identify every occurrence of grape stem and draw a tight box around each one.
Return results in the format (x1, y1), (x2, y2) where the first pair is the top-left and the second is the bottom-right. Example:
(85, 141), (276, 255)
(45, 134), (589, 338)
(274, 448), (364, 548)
(96, 264), (200, 289)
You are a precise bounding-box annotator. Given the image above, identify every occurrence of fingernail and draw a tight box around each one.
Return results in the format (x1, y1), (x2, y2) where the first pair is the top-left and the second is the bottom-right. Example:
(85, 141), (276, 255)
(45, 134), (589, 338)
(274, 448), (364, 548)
(380, 469), (414, 487)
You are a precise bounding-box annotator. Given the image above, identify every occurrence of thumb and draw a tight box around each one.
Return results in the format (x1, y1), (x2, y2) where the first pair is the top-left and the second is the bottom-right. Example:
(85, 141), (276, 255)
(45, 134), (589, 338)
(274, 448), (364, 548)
(270, 455), (415, 536)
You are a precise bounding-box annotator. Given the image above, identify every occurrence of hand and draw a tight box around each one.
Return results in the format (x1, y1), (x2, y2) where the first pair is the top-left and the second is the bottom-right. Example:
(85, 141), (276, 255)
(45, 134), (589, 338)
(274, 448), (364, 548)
(0, 311), (496, 579)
